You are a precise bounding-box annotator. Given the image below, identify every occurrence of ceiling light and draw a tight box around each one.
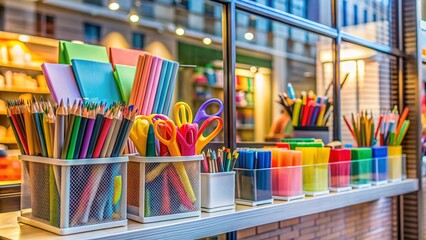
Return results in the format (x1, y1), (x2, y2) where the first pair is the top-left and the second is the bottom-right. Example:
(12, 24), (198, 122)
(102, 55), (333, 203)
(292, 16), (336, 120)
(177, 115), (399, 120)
(129, 8), (140, 23)
(175, 27), (185, 36)
(244, 32), (254, 41)
(108, 0), (120, 10)
(202, 37), (212, 45)
(250, 66), (257, 73)
(18, 35), (30, 42)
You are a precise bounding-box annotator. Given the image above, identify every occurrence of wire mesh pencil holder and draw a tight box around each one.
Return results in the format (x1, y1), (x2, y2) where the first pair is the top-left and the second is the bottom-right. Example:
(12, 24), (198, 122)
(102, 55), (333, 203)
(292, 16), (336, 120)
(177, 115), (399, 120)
(272, 166), (304, 201)
(18, 155), (128, 235)
(127, 155), (202, 223)
(234, 168), (273, 206)
(201, 172), (235, 213)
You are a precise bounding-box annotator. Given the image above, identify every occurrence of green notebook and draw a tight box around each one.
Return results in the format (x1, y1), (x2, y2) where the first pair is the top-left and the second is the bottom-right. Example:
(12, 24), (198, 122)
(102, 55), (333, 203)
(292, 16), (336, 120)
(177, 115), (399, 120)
(289, 142), (323, 150)
(115, 64), (136, 103)
(59, 41), (109, 64)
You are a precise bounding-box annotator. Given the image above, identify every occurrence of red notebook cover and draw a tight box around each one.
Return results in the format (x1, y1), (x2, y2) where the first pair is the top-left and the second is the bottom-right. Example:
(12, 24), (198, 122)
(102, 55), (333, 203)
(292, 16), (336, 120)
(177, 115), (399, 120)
(109, 47), (145, 69)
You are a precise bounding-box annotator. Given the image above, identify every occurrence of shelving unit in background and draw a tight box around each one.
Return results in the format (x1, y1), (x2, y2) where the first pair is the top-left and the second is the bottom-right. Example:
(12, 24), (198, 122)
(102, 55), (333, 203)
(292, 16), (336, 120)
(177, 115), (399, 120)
(0, 32), (57, 186)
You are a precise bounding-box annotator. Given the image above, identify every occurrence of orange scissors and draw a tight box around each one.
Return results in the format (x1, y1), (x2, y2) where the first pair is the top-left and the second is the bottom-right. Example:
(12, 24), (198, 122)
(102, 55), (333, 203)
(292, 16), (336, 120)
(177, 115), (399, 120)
(153, 119), (181, 156)
(195, 116), (224, 154)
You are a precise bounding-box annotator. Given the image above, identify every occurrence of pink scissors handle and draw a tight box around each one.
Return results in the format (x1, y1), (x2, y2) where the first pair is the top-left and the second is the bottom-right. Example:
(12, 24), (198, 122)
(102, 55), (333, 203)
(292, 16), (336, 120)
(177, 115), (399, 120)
(176, 124), (198, 156)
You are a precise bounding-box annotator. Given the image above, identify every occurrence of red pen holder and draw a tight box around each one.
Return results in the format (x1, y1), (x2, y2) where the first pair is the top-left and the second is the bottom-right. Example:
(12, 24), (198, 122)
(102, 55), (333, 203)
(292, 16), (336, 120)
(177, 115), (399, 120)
(272, 166), (304, 201)
(328, 149), (351, 192)
(127, 155), (202, 223)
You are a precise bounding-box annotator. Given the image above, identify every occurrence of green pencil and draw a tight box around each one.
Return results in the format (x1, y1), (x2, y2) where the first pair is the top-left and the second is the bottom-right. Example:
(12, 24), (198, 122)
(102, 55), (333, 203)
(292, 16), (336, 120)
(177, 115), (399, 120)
(61, 101), (77, 159)
(67, 106), (82, 159)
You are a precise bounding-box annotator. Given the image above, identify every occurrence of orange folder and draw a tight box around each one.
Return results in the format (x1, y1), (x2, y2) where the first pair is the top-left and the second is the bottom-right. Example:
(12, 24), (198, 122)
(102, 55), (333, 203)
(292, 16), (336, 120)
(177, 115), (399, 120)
(109, 47), (145, 69)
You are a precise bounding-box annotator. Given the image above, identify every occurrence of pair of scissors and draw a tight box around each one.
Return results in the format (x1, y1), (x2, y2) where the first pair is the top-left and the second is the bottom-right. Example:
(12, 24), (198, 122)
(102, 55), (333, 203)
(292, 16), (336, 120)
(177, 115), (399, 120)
(174, 98), (223, 127)
(176, 123), (198, 156)
(195, 116), (224, 154)
(153, 119), (181, 156)
(130, 117), (150, 156)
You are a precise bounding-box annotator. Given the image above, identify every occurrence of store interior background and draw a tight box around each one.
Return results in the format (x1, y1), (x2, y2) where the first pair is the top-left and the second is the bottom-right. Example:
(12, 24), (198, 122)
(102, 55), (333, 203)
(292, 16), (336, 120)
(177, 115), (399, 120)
(0, 0), (425, 239)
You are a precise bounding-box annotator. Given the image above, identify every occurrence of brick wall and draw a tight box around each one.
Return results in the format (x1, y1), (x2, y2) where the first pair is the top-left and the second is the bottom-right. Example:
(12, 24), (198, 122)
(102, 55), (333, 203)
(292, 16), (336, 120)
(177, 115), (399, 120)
(236, 197), (398, 240)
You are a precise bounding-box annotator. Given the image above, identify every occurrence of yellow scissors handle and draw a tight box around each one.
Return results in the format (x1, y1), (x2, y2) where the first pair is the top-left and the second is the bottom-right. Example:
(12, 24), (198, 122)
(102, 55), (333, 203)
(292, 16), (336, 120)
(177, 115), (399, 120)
(174, 102), (193, 127)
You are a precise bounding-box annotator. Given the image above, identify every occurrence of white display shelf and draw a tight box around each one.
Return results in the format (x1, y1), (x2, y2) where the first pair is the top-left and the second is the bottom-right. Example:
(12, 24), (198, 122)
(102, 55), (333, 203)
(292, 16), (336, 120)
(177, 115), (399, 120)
(0, 179), (418, 240)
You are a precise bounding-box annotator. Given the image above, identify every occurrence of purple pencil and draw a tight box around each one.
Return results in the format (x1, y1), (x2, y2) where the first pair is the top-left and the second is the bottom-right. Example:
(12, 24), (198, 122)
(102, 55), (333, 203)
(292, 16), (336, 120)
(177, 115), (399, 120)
(79, 109), (96, 159)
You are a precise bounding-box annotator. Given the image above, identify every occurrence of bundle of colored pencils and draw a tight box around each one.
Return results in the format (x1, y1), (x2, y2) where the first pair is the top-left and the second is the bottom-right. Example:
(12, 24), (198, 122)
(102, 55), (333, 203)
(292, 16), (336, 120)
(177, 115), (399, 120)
(343, 110), (376, 147)
(343, 106), (410, 147)
(6, 98), (136, 159)
(201, 148), (238, 173)
(277, 83), (333, 127)
(379, 106), (410, 146)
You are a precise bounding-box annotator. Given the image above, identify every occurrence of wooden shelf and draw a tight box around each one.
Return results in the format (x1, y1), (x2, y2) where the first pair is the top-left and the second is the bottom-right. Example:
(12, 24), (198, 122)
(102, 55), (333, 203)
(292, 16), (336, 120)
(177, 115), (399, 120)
(0, 179), (418, 240)
(0, 62), (42, 72)
(0, 87), (49, 94)
(0, 138), (16, 144)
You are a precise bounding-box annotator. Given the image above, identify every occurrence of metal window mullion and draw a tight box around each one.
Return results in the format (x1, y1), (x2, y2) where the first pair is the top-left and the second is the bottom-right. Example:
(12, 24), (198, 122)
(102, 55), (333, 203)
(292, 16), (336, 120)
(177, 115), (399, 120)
(222, 0), (237, 151)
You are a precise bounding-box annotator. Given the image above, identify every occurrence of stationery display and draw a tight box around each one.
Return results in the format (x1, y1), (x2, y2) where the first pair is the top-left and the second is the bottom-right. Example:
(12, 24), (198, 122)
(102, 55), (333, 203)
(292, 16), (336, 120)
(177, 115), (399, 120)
(278, 83), (333, 127)
(267, 147), (304, 201)
(234, 149), (273, 206)
(295, 146), (330, 196)
(371, 146), (388, 185)
(127, 99), (224, 222)
(8, 98), (132, 235)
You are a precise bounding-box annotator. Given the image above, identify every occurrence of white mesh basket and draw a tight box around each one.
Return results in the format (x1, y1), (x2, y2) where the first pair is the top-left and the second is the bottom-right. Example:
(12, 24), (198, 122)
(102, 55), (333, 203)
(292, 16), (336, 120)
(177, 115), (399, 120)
(18, 155), (128, 235)
(127, 155), (202, 223)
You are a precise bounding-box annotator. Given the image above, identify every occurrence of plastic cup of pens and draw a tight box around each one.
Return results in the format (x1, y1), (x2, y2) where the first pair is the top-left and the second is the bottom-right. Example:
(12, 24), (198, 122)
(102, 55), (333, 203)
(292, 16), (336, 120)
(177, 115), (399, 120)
(387, 146), (406, 182)
(350, 148), (372, 189)
(18, 155), (128, 235)
(234, 150), (273, 206)
(200, 149), (236, 212)
(296, 147), (330, 197)
(371, 146), (388, 185)
(328, 149), (351, 192)
(127, 155), (202, 223)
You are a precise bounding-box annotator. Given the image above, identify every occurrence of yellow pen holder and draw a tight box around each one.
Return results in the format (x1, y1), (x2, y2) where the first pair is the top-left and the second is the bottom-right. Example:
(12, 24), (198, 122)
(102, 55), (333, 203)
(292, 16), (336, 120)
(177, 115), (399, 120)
(387, 146), (405, 182)
(17, 155), (128, 236)
(127, 155), (202, 223)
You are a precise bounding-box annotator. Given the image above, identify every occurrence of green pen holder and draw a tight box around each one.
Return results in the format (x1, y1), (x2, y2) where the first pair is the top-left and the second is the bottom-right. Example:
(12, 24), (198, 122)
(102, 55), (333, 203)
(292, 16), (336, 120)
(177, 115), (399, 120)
(350, 148), (372, 188)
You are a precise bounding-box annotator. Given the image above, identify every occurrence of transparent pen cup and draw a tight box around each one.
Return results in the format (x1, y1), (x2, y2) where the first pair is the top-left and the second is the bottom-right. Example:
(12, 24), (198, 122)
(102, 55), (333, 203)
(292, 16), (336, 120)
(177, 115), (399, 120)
(388, 146), (406, 182)
(328, 160), (351, 192)
(18, 155), (128, 235)
(351, 158), (372, 188)
(303, 163), (329, 196)
(234, 168), (273, 206)
(127, 155), (202, 223)
(272, 165), (304, 201)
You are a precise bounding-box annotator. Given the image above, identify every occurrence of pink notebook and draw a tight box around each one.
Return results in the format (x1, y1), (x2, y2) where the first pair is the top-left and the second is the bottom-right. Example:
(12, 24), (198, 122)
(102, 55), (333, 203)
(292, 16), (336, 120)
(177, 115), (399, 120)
(41, 63), (82, 103)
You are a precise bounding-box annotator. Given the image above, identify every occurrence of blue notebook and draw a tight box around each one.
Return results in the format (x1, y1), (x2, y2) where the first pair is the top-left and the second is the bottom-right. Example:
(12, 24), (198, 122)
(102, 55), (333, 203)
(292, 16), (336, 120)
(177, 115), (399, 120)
(152, 60), (170, 113)
(71, 59), (122, 105)
(162, 61), (179, 115)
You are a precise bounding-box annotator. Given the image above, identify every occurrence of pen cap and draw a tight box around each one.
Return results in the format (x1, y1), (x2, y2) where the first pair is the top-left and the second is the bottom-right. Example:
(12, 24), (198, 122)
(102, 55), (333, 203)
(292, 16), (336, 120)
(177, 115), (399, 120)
(329, 148), (351, 162)
(295, 147), (317, 165)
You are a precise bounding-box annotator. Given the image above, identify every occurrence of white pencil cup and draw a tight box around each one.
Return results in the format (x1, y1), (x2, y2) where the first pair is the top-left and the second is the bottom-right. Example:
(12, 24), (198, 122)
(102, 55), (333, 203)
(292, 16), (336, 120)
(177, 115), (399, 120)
(201, 172), (236, 212)
(18, 155), (128, 235)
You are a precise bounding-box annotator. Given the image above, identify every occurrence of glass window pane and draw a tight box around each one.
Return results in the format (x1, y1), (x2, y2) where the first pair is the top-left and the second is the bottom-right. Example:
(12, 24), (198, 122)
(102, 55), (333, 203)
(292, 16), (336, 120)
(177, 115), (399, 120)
(338, 42), (398, 146)
(250, 0), (332, 26)
(237, 10), (334, 143)
(340, 0), (397, 47)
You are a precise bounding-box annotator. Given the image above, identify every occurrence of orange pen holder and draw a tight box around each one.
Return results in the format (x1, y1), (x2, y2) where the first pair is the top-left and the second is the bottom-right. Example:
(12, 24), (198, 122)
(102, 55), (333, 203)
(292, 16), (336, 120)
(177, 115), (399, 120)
(272, 165), (304, 201)
(127, 155), (202, 223)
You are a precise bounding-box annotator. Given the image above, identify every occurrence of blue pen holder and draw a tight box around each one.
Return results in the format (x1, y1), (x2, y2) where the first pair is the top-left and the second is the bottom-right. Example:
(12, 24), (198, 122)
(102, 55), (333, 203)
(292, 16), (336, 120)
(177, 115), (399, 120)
(234, 168), (273, 206)
(18, 155), (128, 235)
(371, 146), (388, 185)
